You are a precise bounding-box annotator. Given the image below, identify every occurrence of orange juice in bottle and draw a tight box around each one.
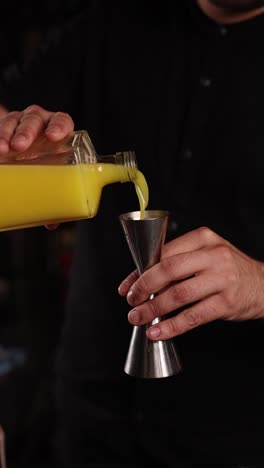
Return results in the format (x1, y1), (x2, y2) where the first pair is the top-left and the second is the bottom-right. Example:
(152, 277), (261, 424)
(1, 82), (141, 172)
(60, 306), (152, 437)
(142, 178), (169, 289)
(0, 130), (148, 231)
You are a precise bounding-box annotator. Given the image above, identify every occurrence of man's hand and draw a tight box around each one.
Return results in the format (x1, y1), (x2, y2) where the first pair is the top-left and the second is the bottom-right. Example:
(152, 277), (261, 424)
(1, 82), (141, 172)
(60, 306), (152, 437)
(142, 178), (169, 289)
(118, 226), (264, 340)
(0, 105), (8, 119)
(0, 104), (74, 154)
(0, 105), (75, 230)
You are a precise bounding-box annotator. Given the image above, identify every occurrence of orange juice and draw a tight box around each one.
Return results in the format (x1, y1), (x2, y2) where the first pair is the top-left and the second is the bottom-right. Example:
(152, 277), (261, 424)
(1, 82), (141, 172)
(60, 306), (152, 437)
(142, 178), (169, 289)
(0, 163), (148, 231)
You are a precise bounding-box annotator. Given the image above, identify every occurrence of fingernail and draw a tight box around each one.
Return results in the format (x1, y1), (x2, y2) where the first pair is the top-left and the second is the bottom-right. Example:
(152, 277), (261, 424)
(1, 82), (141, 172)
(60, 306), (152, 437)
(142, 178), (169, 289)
(24, 105), (34, 113)
(12, 135), (27, 143)
(128, 309), (141, 325)
(46, 126), (61, 134)
(127, 289), (135, 305)
(149, 326), (161, 338)
(118, 279), (127, 295)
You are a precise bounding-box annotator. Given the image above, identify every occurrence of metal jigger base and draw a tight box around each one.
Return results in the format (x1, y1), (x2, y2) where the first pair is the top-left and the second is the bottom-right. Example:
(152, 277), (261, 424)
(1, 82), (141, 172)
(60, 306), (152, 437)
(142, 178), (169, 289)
(119, 210), (182, 379)
(124, 320), (182, 379)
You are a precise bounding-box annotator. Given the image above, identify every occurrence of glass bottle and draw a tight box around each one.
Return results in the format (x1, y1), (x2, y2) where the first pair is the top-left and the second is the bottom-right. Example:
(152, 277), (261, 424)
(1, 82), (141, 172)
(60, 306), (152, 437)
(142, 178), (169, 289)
(0, 130), (147, 231)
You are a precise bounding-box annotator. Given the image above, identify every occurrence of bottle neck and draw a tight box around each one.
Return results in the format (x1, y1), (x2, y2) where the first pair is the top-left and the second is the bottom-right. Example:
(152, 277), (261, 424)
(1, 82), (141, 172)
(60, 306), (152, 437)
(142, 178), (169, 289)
(73, 130), (138, 181)
(97, 151), (138, 181)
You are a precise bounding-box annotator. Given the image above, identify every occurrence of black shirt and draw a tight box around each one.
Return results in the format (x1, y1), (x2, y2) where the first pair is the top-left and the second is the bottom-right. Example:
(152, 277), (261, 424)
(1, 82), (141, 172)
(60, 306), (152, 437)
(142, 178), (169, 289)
(1, 2), (264, 466)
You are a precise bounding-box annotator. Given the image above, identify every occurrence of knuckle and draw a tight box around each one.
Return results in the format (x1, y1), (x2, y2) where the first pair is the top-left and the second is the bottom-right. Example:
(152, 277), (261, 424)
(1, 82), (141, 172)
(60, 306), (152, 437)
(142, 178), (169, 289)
(147, 299), (159, 320)
(131, 270), (139, 282)
(160, 255), (177, 278)
(20, 112), (43, 126)
(213, 246), (238, 282)
(133, 275), (150, 298)
(165, 317), (179, 338)
(214, 244), (232, 261)
(15, 127), (33, 139)
(215, 293), (233, 318)
(183, 308), (201, 327)
(222, 285), (237, 308)
(225, 269), (238, 286)
(198, 226), (217, 243)
(171, 282), (189, 305)
(139, 274), (152, 296)
(0, 111), (21, 126)
(7, 111), (21, 120)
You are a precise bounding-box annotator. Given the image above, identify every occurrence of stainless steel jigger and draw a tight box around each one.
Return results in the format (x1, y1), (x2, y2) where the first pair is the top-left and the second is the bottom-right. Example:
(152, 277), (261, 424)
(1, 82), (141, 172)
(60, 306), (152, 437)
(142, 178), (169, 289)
(119, 210), (182, 379)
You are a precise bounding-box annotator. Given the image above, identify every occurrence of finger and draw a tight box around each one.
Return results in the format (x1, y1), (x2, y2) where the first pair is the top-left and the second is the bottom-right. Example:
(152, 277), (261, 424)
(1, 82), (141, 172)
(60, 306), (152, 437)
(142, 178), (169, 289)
(118, 269), (139, 296)
(119, 230), (221, 301)
(126, 247), (217, 307)
(45, 224), (60, 231)
(10, 105), (54, 152)
(145, 295), (222, 340)
(45, 111), (74, 141)
(0, 111), (23, 153)
(161, 226), (229, 259)
(128, 272), (222, 325)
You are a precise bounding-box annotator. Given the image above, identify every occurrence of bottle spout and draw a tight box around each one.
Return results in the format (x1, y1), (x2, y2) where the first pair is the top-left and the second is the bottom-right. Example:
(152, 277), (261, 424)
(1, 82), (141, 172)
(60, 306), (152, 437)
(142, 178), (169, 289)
(73, 130), (138, 181)
(115, 151), (137, 180)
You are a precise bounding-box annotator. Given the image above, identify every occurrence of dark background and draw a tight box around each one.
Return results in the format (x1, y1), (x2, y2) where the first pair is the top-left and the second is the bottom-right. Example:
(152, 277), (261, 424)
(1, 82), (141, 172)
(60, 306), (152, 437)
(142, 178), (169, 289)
(0, 2), (88, 466)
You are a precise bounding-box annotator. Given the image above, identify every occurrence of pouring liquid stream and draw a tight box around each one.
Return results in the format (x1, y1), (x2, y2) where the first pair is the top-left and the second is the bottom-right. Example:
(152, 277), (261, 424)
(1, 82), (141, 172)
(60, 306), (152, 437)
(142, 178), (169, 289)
(133, 169), (149, 219)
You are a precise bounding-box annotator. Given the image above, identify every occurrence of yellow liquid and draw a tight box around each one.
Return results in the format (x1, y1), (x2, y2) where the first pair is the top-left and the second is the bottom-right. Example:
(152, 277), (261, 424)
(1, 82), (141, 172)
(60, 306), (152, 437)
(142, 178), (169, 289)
(133, 170), (149, 219)
(0, 163), (149, 231)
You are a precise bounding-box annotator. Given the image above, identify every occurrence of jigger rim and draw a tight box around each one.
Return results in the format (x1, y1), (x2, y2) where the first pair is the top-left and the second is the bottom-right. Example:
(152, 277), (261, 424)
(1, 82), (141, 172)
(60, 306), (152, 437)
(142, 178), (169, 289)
(119, 210), (169, 221)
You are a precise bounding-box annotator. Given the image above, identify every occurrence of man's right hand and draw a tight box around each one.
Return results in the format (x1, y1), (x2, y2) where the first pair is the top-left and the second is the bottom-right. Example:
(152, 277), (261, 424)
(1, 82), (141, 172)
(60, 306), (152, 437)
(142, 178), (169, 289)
(0, 105), (75, 230)
(0, 104), (74, 154)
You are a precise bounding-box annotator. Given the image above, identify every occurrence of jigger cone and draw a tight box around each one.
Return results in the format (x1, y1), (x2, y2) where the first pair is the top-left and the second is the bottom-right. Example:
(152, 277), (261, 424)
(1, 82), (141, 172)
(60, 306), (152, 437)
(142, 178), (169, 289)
(119, 210), (182, 378)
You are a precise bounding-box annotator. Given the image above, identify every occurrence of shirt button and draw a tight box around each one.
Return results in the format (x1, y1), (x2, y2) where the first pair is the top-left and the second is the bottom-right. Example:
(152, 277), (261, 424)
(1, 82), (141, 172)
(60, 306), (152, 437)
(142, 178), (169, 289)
(182, 148), (193, 160)
(200, 76), (212, 88)
(168, 220), (179, 234)
(219, 25), (228, 36)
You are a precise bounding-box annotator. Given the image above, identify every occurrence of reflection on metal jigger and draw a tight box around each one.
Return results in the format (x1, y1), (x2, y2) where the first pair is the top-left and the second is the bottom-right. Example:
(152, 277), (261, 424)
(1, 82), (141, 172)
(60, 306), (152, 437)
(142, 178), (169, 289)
(119, 210), (182, 379)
